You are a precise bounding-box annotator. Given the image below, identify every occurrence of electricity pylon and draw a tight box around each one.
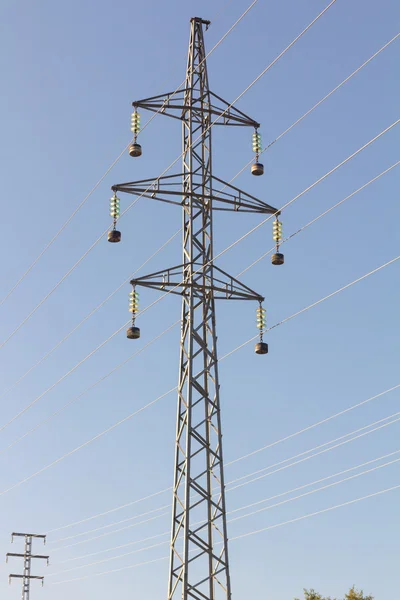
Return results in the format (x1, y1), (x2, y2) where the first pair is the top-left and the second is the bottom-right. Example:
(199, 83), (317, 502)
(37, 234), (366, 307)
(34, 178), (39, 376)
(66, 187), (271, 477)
(6, 533), (48, 600)
(109, 16), (283, 600)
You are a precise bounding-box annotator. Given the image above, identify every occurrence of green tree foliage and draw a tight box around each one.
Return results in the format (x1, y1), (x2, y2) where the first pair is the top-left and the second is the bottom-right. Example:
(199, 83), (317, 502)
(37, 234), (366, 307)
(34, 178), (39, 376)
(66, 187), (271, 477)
(344, 586), (373, 600)
(295, 586), (373, 600)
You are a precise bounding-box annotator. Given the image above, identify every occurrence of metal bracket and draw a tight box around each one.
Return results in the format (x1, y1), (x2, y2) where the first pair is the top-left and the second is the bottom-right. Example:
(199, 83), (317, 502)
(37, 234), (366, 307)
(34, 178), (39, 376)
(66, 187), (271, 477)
(112, 172), (278, 215)
(131, 263), (264, 302)
(133, 90), (260, 127)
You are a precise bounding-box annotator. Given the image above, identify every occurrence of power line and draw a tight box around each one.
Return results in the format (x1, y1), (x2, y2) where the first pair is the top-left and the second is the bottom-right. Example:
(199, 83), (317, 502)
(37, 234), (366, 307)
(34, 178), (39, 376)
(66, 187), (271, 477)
(0, 386), (177, 498)
(49, 403), (400, 551)
(229, 452), (400, 522)
(6, 155), (394, 470)
(226, 384), (400, 467)
(220, 254), (400, 362)
(5, 143), (395, 467)
(237, 160), (400, 277)
(50, 512), (169, 553)
(51, 504), (170, 545)
(0, 321), (128, 434)
(0, 229), (181, 404)
(1, 251), (397, 501)
(269, 255), (400, 331)
(0, 322), (179, 456)
(0, 1), (257, 310)
(1, 30), (395, 413)
(0, 145), (129, 310)
(226, 412), (400, 491)
(211, 120), (399, 269)
(6, 58), (389, 450)
(48, 540), (169, 578)
(230, 483), (400, 541)
(47, 450), (400, 576)
(56, 531), (171, 564)
(119, 119), (399, 329)
(51, 555), (168, 585)
(49, 482), (400, 585)
(229, 33), (400, 182)
(43, 383), (400, 539)
(0, 0), (337, 352)
(47, 488), (171, 535)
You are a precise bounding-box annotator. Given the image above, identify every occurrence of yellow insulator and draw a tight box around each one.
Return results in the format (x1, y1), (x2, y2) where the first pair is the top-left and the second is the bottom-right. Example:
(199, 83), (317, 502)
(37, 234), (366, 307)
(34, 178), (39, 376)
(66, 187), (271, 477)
(130, 111), (141, 135)
(110, 194), (120, 219)
(252, 131), (262, 154)
(129, 290), (140, 313)
(256, 306), (266, 330)
(273, 218), (282, 242)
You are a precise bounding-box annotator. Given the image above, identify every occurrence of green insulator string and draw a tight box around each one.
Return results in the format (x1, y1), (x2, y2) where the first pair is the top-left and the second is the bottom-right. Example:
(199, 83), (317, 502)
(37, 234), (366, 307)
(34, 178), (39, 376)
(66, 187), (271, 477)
(110, 192), (120, 231)
(130, 109), (141, 144)
(256, 302), (266, 342)
(252, 128), (262, 162)
(272, 216), (283, 253)
(129, 285), (140, 326)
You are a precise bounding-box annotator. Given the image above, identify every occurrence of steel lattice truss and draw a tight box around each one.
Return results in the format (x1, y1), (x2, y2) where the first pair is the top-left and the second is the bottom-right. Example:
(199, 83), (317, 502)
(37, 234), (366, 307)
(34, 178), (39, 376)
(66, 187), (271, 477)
(6, 533), (48, 600)
(112, 16), (278, 600)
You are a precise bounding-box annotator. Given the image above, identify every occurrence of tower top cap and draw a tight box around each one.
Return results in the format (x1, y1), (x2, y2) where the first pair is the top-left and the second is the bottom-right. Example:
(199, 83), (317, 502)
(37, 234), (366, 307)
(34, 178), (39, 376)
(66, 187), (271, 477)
(190, 17), (211, 26)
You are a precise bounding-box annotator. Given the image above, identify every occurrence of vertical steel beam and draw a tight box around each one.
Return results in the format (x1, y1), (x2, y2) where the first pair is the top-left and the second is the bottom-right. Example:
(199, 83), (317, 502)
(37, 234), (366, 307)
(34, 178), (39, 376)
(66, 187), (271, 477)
(167, 18), (231, 600)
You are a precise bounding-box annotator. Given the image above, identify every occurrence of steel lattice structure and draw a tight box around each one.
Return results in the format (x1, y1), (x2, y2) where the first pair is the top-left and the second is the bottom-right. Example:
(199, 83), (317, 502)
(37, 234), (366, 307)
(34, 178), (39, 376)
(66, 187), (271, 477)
(110, 17), (279, 600)
(6, 533), (48, 600)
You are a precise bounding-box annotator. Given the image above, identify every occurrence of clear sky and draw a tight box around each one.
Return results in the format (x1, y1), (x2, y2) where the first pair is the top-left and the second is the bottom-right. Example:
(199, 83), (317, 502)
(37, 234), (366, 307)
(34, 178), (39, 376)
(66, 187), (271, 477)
(0, 1), (399, 599)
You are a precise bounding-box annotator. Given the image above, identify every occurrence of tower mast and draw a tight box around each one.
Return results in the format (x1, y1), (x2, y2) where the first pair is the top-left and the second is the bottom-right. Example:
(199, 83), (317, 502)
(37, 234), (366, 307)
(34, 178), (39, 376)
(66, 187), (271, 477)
(109, 16), (284, 600)
(6, 532), (48, 600)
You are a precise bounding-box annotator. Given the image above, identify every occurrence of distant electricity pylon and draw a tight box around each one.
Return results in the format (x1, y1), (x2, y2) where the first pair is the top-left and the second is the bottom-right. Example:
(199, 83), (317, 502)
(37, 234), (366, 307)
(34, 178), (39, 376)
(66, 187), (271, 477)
(6, 533), (48, 600)
(109, 16), (284, 600)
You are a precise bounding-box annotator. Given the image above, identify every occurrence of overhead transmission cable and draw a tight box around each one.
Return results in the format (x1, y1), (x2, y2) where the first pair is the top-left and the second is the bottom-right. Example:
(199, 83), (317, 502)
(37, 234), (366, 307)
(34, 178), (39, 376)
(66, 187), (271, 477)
(50, 482), (400, 585)
(48, 406), (400, 550)
(220, 256), (400, 361)
(0, 0), (349, 438)
(54, 447), (400, 565)
(45, 382), (400, 537)
(0, 0), (337, 351)
(115, 119), (399, 327)
(0, 229), (181, 404)
(237, 160), (400, 277)
(226, 411), (400, 491)
(229, 483), (400, 542)
(47, 450), (400, 575)
(3, 155), (397, 452)
(228, 32), (400, 183)
(226, 383), (400, 467)
(0, 0), (258, 310)
(0, 4), (396, 497)
(0, 321), (179, 456)
(1, 248), (398, 501)
(3, 32), (396, 411)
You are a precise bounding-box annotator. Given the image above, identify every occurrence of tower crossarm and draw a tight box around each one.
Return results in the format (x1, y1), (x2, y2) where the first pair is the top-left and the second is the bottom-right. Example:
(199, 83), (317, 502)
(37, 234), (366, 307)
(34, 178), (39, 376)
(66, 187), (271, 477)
(6, 554), (49, 563)
(131, 263), (264, 302)
(112, 173), (278, 214)
(9, 575), (44, 584)
(11, 534), (46, 542)
(132, 90), (260, 127)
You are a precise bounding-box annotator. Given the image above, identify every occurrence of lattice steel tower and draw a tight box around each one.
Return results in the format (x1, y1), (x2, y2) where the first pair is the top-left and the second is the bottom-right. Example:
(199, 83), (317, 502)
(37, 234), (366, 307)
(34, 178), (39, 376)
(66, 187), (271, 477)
(109, 16), (283, 600)
(6, 533), (48, 600)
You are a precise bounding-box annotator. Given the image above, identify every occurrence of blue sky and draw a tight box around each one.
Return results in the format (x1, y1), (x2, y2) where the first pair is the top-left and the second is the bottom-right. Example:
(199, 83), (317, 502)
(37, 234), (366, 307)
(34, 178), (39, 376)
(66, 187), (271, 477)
(0, 0), (399, 599)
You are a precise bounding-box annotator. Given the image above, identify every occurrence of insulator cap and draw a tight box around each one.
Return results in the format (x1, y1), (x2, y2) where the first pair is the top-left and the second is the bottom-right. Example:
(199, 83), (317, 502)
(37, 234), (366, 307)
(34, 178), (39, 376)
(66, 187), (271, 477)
(255, 342), (268, 355)
(251, 162), (264, 176)
(129, 143), (142, 158)
(108, 230), (121, 243)
(127, 326), (141, 340)
(271, 253), (284, 266)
